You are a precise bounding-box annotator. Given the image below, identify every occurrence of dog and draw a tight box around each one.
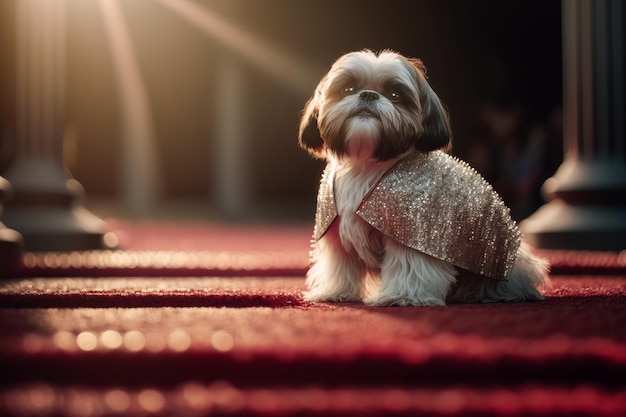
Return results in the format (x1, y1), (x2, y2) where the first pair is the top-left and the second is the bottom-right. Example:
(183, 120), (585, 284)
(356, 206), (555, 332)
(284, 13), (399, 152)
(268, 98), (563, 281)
(298, 49), (549, 306)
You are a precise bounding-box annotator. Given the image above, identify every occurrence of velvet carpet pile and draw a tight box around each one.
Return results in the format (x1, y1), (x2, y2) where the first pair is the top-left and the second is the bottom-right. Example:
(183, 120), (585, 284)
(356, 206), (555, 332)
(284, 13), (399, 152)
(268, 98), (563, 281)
(0, 221), (625, 416)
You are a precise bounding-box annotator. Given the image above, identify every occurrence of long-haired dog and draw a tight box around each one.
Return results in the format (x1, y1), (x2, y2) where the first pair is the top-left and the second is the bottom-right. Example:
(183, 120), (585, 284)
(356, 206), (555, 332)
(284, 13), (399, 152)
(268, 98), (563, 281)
(299, 49), (549, 306)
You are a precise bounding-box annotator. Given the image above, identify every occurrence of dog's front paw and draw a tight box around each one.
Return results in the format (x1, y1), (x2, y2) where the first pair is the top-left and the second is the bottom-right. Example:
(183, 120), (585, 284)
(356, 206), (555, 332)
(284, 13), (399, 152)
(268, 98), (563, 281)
(364, 294), (446, 307)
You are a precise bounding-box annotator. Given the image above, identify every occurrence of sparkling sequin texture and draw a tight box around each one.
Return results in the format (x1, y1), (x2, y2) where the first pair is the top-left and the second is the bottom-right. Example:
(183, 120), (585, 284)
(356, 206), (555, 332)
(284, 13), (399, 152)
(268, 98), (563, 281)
(313, 151), (522, 281)
(313, 161), (338, 243)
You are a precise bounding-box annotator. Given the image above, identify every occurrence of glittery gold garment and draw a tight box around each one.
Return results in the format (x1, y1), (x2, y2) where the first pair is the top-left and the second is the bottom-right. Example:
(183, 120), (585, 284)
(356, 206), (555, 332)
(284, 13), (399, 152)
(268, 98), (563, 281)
(313, 151), (522, 281)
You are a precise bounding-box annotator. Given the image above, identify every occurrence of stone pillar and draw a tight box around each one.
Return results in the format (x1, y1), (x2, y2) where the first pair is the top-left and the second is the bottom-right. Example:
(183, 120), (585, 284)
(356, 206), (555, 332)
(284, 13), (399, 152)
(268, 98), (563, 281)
(0, 0), (116, 252)
(520, 0), (626, 250)
(213, 55), (250, 218)
(0, 176), (22, 275)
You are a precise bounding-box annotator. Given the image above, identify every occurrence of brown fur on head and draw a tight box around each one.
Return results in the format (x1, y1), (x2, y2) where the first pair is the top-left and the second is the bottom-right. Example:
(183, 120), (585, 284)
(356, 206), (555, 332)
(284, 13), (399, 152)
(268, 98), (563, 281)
(299, 49), (452, 161)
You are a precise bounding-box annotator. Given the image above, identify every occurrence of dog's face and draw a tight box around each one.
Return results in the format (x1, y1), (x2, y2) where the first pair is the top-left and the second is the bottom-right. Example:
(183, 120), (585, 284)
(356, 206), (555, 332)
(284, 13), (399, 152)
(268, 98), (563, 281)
(299, 50), (452, 161)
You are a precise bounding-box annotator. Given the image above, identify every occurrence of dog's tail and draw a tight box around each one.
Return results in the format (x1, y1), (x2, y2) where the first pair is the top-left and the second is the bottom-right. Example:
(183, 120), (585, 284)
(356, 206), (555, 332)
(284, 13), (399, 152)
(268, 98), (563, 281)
(448, 242), (550, 303)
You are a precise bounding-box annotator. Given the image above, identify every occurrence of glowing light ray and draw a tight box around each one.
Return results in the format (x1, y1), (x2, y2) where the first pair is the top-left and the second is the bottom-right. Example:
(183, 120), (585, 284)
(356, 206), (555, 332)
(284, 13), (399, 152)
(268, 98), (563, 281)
(154, 0), (321, 96)
(98, 0), (160, 215)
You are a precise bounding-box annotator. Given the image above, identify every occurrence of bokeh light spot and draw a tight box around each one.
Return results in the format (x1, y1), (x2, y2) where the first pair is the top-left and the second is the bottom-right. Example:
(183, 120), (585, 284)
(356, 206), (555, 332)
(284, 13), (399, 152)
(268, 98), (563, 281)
(138, 389), (165, 413)
(76, 331), (99, 351)
(123, 330), (146, 352)
(167, 329), (191, 352)
(101, 330), (123, 350)
(52, 331), (76, 352)
(105, 389), (131, 413)
(210, 330), (234, 352)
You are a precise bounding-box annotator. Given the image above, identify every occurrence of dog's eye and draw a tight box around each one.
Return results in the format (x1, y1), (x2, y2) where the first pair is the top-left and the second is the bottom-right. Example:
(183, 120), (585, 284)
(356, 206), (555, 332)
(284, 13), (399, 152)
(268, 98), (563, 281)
(384, 81), (406, 104)
(388, 91), (401, 103)
(341, 86), (356, 96)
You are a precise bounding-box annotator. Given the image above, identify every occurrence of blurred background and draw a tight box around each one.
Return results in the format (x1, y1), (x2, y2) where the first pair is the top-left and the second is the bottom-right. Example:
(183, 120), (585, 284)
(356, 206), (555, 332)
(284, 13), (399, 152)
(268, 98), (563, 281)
(0, 0), (562, 224)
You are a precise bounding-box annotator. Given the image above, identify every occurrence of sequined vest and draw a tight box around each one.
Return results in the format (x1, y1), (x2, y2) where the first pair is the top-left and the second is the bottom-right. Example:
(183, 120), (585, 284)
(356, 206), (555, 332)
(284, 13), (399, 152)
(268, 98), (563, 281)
(312, 151), (522, 281)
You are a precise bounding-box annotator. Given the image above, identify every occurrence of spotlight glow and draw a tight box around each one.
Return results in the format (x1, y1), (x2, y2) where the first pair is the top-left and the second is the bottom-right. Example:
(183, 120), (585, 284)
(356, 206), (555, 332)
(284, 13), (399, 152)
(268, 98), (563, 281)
(154, 0), (320, 96)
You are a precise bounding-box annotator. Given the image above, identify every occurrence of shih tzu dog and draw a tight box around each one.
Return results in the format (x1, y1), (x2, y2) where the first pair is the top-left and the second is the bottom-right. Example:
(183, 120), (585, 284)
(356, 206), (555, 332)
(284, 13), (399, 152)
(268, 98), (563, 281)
(298, 49), (549, 306)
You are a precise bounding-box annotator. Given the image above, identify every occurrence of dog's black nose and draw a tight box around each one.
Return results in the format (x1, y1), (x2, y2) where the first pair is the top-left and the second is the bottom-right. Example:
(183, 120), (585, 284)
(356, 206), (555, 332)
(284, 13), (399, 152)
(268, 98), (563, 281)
(359, 91), (379, 102)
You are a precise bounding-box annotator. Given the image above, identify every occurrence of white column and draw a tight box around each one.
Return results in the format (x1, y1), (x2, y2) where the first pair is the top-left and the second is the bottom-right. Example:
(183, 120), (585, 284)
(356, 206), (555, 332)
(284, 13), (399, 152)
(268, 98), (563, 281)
(212, 54), (250, 218)
(0, 0), (115, 252)
(520, 0), (626, 250)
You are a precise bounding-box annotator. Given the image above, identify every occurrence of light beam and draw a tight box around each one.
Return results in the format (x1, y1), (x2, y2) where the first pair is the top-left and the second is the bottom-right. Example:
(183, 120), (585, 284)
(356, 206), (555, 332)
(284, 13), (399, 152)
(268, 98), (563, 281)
(154, 0), (321, 96)
(98, 0), (161, 216)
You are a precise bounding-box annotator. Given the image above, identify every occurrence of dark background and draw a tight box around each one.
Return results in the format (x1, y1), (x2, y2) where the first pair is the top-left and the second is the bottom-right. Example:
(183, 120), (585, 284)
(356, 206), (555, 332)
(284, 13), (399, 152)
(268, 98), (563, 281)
(0, 0), (563, 221)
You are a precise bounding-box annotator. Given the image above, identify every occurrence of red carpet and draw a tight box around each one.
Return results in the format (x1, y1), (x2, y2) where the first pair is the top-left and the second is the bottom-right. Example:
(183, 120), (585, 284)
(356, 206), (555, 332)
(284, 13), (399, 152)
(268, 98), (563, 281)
(1, 221), (625, 416)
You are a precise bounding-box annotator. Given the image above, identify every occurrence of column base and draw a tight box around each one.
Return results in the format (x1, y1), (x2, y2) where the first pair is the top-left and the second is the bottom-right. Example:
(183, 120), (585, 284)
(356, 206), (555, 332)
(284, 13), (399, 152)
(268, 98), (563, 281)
(519, 200), (626, 251)
(0, 176), (23, 275)
(0, 224), (23, 275)
(1, 205), (117, 252)
(542, 158), (626, 205)
(1, 157), (117, 252)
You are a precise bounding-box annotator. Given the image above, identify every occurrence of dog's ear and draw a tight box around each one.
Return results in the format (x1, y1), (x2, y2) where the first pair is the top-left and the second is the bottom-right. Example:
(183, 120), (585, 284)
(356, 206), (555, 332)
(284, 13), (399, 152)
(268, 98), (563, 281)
(298, 77), (328, 159)
(409, 58), (453, 153)
(298, 98), (325, 159)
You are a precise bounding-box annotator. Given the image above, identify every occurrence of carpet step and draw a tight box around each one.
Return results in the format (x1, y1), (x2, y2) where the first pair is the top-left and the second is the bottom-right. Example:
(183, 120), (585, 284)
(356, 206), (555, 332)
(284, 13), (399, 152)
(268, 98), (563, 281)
(2, 382), (625, 417)
(3, 248), (626, 279)
(1, 274), (625, 416)
(1, 332), (624, 388)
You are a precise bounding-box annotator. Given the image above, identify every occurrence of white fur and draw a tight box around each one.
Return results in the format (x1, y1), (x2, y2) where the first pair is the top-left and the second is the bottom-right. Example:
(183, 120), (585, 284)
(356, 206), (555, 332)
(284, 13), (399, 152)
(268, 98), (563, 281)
(344, 116), (382, 160)
(305, 155), (550, 306)
(304, 158), (395, 302)
(301, 50), (550, 306)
